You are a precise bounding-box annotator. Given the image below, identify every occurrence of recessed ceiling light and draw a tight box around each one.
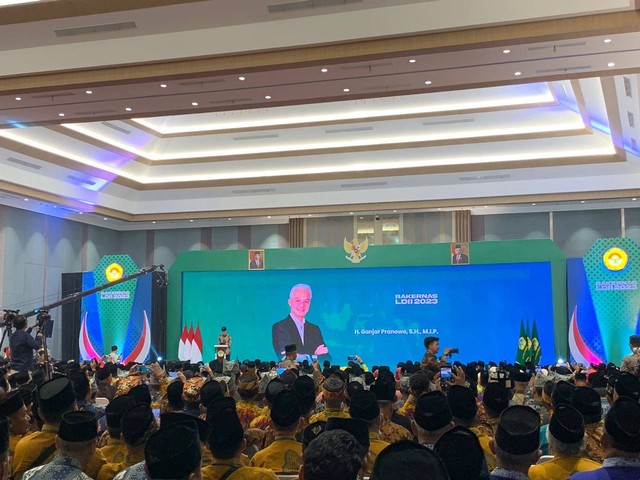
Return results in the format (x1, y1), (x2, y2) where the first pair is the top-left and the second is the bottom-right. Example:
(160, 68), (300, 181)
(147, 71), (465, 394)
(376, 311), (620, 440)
(78, 212), (83, 215)
(424, 80), (432, 85)
(409, 59), (416, 63)
(502, 49), (511, 54)
(228, 218), (232, 220)
(349, 212), (354, 215)
(604, 38), (612, 43)
(393, 210), (397, 213)
(514, 71), (522, 76)
(23, 198), (28, 201)
(189, 219), (194, 222)
(14, 97), (21, 101)
(267, 216), (271, 219)
(308, 214), (312, 217)
(152, 221), (156, 224)
(191, 102), (199, 106)
(264, 95), (272, 99)
(608, 62), (615, 67)
(484, 205), (488, 208)
(238, 76), (246, 81)
(580, 200), (586, 204)
(343, 88), (350, 92)
(320, 68), (328, 73)
(160, 84), (167, 88)
(633, 198), (637, 201)
(58, 113), (65, 117)
(532, 203), (536, 206)
(125, 107), (132, 112)
(85, 90), (93, 95)
(437, 208), (442, 211)
(103, 217), (108, 221)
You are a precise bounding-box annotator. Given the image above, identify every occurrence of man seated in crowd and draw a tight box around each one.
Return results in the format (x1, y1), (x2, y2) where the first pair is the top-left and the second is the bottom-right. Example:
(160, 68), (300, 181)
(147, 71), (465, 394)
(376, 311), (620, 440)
(22, 411), (97, 480)
(13, 377), (105, 480)
(529, 404), (601, 480)
(97, 403), (157, 480)
(349, 390), (390, 472)
(372, 372), (413, 443)
(0, 391), (31, 458)
(250, 390), (303, 473)
(98, 395), (136, 463)
(571, 386), (606, 464)
(309, 375), (349, 423)
(489, 405), (541, 480)
(143, 423), (202, 480)
(568, 397), (640, 480)
(412, 391), (454, 449)
(203, 397), (277, 480)
(447, 384), (496, 471)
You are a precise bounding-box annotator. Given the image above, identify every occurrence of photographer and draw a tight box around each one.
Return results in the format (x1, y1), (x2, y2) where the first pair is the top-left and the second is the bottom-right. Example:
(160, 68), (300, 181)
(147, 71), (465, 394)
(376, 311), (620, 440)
(9, 315), (42, 372)
(421, 337), (455, 374)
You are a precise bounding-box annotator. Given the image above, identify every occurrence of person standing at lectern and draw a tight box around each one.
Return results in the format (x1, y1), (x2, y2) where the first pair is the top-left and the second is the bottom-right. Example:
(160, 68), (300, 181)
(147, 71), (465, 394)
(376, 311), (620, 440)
(9, 316), (42, 373)
(272, 284), (328, 358)
(218, 327), (232, 360)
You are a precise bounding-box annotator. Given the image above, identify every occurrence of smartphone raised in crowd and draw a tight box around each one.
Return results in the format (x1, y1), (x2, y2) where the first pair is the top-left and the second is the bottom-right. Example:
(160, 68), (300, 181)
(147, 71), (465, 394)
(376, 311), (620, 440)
(347, 355), (358, 362)
(440, 366), (452, 388)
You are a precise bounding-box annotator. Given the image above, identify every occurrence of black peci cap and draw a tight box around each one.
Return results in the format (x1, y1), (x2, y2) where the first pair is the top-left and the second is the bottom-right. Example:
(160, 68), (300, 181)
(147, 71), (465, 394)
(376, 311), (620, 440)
(326, 417), (370, 450)
(482, 383), (510, 415)
(302, 421), (326, 449)
(349, 390), (380, 422)
(495, 406), (540, 455)
(38, 377), (75, 415)
(434, 426), (484, 480)
(615, 372), (640, 401)
(0, 391), (24, 417)
(105, 395), (136, 429)
(161, 412), (211, 443)
(414, 391), (453, 431)
(571, 387), (602, 424)
(121, 404), (157, 446)
(552, 381), (574, 407)
(58, 411), (98, 442)
(146, 424), (201, 479)
(448, 385), (477, 421)
(284, 344), (297, 354)
(292, 375), (316, 415)
(270, 390), (302, 427)
(605, 397), (640, 453)
(549, 405), (584, 444)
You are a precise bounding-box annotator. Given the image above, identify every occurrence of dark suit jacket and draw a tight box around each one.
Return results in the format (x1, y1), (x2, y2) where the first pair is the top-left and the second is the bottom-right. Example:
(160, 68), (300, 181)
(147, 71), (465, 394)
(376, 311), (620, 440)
(249, 260), (263, 269)
(452, 253), (469, 264)
(272, 315), (326, 357)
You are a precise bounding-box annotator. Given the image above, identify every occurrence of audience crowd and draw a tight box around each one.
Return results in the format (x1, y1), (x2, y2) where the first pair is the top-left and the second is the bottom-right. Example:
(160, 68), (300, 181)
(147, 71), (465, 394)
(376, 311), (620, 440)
(0, 332), (638, 479)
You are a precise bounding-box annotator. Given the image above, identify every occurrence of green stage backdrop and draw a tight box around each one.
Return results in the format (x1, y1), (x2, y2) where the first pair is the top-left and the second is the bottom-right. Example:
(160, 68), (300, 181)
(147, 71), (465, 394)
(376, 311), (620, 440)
(167, 240), (567, 366)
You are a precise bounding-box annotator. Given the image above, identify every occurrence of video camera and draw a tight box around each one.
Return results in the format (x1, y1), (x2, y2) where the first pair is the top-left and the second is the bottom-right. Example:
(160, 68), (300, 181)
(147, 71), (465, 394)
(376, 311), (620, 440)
(446, 348), (459, 356)
(2, 310), (19, 329)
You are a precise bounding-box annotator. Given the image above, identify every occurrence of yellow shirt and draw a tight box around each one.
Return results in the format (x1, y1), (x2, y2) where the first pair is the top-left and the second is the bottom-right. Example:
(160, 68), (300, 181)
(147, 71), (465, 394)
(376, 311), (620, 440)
(9, 433), (23, 458)
(98, 437), (128, 464)
(398, 396), (415, 419)
(529, 455), (601, 480)
(249, 436), (302, 473)
(367, 432), (390, 475)
(468, 425), (497, 472)
(13, 425), (105, 480)
(202, 456), (279, 480)
(308, 409), (350, 424)
(97, 450), (144, 480)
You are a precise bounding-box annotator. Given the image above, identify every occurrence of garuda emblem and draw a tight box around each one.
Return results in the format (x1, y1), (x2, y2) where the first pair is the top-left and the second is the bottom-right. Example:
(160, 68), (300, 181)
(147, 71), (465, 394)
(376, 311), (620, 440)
(343, 237), (369, 263)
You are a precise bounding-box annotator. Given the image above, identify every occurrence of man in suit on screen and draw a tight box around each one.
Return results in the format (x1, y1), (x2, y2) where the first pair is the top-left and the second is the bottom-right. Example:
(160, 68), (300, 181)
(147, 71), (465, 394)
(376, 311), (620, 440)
(272, 283), (329, 358)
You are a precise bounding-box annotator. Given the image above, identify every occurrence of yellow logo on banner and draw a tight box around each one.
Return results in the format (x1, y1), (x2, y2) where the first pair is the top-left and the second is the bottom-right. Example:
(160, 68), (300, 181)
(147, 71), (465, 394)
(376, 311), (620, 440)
(105, 263), (124, 282)
(603, 247), (628, 271)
